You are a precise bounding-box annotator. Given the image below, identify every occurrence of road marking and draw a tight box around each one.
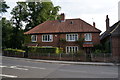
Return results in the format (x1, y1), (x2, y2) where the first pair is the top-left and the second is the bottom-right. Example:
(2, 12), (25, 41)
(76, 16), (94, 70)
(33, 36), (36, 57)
(1, 65), (46, 70)
(0, 74), (17, 78)
(0, 66), (7, 68)
(1, 65), (28, 71)
(10, 66), (28, 71)
(16, 65), (46, 70)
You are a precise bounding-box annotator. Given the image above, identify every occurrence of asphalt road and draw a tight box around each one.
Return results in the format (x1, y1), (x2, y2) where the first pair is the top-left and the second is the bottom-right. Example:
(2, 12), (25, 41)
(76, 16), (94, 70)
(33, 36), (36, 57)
(1, 56), (118, 78)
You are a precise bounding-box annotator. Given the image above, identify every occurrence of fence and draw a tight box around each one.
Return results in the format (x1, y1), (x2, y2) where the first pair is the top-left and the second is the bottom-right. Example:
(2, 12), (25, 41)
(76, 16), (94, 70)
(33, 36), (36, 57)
(3, 50), (113, 62)
(3, 50), (25, 58)
(28, 52), (113, 62)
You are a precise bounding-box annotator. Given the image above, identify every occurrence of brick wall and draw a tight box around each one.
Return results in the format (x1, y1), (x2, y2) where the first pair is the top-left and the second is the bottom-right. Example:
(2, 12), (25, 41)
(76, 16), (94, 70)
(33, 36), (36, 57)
(112, 36), (120, 57)
(29, 32), (100, 47)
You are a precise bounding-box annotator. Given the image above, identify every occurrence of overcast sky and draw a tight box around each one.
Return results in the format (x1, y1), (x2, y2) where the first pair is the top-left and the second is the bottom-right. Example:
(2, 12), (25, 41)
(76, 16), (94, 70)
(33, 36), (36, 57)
(4, 0), (120, 33)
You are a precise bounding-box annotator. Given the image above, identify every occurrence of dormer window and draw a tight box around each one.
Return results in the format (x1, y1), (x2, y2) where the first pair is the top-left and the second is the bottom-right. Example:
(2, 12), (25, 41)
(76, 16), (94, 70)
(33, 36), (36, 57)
(31, 35), (37, 42)
(84, 33), (92, 41)
(70, 21), (73, 24)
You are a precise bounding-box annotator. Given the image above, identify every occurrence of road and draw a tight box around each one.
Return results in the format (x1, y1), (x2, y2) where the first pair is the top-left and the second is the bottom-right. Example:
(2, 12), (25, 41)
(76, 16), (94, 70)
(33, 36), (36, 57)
(1, 56), (118, 78)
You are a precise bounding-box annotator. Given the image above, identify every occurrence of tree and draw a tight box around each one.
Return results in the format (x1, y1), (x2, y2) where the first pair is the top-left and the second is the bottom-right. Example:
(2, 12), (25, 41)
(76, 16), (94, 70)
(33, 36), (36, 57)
(0, 1), (10, 49)
(10, 1), (60, 48)
(11, 1), (60, 31)
(10, 2), (25, 49)
(0, 1), (10, 13)
(1, 18), (13, 48)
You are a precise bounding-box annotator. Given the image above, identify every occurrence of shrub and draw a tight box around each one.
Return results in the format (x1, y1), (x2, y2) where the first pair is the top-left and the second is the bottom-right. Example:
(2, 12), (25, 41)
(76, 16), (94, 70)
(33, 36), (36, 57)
(4, 48), (25, 53)
(93, 49), (102, 54)
(76, 49), (85, 56)
(28, 47), (63, 54)
(3, 48), (25, 57)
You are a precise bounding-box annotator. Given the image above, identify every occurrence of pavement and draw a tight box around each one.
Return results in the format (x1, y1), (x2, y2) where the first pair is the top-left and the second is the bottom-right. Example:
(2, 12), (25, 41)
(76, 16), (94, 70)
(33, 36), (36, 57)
(3, 56), (119, 66)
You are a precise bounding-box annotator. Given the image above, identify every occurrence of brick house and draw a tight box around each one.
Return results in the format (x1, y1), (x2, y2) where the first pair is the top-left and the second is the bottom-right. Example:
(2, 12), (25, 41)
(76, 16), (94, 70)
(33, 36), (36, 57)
(24, 13), (101, 54)
(100, 15), (120, 62)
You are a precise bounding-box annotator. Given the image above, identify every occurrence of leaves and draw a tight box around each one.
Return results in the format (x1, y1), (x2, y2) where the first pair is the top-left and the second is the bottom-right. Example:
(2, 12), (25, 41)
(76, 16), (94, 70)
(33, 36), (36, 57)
(10, 2), (60, 31)
(0, 1), (10, 13)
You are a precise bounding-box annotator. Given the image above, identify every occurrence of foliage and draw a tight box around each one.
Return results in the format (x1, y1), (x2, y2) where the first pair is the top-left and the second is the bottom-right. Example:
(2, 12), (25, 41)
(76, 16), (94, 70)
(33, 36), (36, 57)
(28, 46), (62, 54)
(59, 38), (66, 43)
(76, 49), (85, 56)
(94, 44), (103, 50)
(10, 2), (27, 49)
(4, 48), (25, 53)
(0, 1), (10, 13)
(10, 29), (24, 49)
(23, 35), (31, 44)
(104, 40), (111, 53)
(93, 41), (111, 54)
(8, 1), (60, 49)
(93, 49), (102, 54)
(11, 2), (61, 31)
(56, 47), (63, 54)
(75, 37), (84, 47)
(1, 18), (13, 48)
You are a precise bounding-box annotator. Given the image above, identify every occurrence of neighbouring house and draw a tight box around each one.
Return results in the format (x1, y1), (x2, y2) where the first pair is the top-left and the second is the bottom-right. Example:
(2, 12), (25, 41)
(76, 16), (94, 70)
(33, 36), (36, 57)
(24, 13), (101, 54)
(100, 15), (120, 62)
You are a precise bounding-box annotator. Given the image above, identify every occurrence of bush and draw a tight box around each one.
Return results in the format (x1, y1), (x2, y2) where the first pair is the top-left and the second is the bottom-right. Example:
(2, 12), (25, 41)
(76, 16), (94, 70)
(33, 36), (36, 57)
(3, 48), (26, 57)
(4, 48), (25, 53)
(28, 47), (63, 54)
(93, 49), (102, 54)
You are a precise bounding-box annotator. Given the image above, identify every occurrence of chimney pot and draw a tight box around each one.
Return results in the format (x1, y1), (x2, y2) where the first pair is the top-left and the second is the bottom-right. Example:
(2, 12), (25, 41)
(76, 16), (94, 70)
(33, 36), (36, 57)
(93, 22), (95, 27)
(106, 15), (110, 31)
(60, 13), (65, 22)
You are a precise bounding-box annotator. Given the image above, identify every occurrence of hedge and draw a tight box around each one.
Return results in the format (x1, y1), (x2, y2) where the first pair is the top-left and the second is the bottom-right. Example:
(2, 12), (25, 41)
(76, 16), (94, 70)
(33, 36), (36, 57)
(4, 48), (26, 53)
(3, 48), (26, 57)
(28, 46), (63, 54)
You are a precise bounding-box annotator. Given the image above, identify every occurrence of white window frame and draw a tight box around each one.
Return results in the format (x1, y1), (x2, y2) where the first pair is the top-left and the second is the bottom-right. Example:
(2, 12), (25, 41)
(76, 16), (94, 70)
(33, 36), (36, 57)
(66, 46), (78, 53)
(31, 35), (37, 42)
(84, 33), (92, 41)
(42, 34), (53, 42)
(66, 34), (78, 41)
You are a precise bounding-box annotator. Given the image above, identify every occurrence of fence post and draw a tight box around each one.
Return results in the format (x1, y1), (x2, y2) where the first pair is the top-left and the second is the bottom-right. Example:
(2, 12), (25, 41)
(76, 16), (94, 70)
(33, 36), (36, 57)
(104, 53), (106, 62)
(48, 53), (50, 57)
(59, 53), (61, 60)
(91, 53), (93, 61)
(72, 53), (73, 61)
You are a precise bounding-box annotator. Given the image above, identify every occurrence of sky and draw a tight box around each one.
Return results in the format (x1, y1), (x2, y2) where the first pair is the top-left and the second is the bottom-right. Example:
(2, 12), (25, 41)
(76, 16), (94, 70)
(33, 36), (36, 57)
(3, 0), (120, 33)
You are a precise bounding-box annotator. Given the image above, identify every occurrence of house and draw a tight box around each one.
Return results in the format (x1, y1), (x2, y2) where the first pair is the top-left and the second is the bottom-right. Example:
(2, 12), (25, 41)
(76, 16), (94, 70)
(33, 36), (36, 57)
(100, 15), (120, 62)
(24, 13), (101, 54)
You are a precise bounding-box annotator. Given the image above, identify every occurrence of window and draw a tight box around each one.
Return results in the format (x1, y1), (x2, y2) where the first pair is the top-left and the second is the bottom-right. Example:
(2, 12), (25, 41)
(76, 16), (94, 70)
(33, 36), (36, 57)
(42, 34), (53, 42)
(66, 46), (78, 53)
(84, 33), (92, 41)
(31, 35), (37, 42)
(66, 34), (78, 41)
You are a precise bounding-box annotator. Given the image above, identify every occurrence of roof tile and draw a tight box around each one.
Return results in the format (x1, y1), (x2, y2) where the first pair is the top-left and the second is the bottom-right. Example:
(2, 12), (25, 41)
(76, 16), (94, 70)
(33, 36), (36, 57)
(24, 18), (101, 34)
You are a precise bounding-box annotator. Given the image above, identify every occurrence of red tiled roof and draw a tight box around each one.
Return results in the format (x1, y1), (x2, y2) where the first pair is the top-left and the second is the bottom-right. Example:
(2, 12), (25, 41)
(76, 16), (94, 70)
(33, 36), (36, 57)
(24, 18), (101, 34)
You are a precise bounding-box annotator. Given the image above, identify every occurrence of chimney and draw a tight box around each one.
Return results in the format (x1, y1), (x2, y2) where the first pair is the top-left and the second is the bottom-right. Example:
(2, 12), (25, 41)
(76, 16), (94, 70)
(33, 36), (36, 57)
(106, 15), (110, 31)
(60, 13), (65, 22)
(93, 22), (95, 27)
